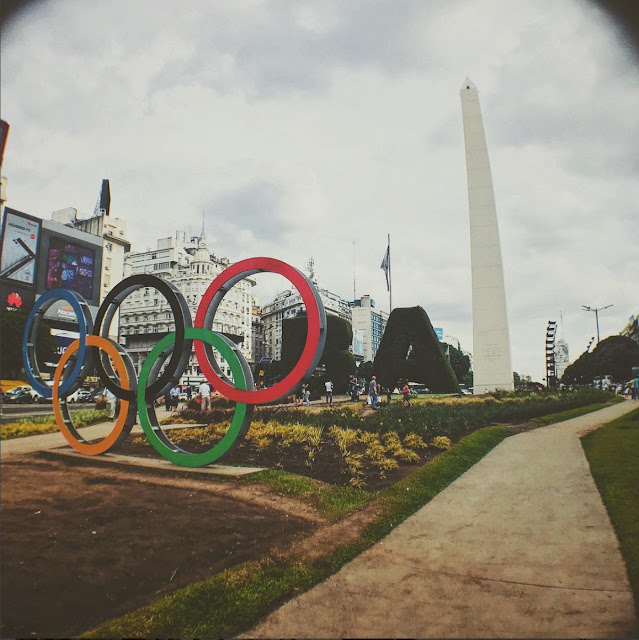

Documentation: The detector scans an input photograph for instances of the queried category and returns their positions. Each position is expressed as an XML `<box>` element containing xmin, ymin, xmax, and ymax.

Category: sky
<box><xmin>1</xmin><ymin>0</ymin><xmax>638</xmax><ymax>383</ymax></box>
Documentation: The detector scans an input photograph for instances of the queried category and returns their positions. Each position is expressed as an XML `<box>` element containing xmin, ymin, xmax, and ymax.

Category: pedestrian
<box><xmin>369</xmin><ymin>376</ymin><xmax>379</xmax><ymax>409</ymax></box>
<box><xmin>199</xmin><ymin>380</ymin><xmax>211</xmax><ymax>412</ymax></box>
<box><xmin>633</xmin><ymin>375</ymin><xmax>639</xmax><ymax>400</ymax></box>
<box><xmin>296</xmin><ymin>385</ymin><xmax>304</xmax><ymax>406</ymax></box>
<box><xmin>386</xmin><ymin>387</ymin><xmax>392</xmax><ymax>404</ymax></box>
<box><xmin>170</xmin><ymin>384</ymin><xmax>180</xmax><ymax>411</ymax></box>
<box><xmin>350</xmin><ymin>375</ymin><xmax>359</xmax><ymax>401</ymax></box>
<box><xmin>164</xmin><ymin>390</ymin><xmax>172</xmax><ymax>412</ymax></box>
<box><xmin>325</xmin><ymin>379</ymin><xmax>333</xmax><ymax>404</ymax></box>
<box><xmin>304</xmin><ymin>383</ymin><xmax>311</xmax><ymax>406</ymax></box>
<box><xmin>186</xmin><ymin>385</ymin><xmax>192</xmax><ymax>400</ymax></box>
<box><xmin>105</xmin><ymin>388</ymin><xmax>117</xmax><ymax>419</ymax></box>
<box><xmin>402</xmin><ymin>382</ymin><xmax>411</xmax><ymax>406</ymax></box>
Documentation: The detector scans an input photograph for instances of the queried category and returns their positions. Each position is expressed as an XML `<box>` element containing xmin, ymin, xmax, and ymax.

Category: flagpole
<box><xmin>388</xmin><ymin>233</ymin><xmax>392</xmax><ymax>314</ymax></box>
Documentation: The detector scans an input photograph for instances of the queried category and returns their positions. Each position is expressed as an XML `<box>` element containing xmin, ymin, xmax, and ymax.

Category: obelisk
<box><xmin>460</xmin><ymin>78</ymin><xmax>514</xmax><ymax>393</ymax></box>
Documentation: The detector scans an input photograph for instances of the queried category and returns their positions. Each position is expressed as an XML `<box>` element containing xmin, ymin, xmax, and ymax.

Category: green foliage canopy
<box><xmin>280</xmin><ymin>312</ymin><xmax>356</xmax><ymax>393</ymax></box>
<box><xmin>562</xmin><ymin>335</ymin><xmax>639</xmax><ymax>384</ymax></box>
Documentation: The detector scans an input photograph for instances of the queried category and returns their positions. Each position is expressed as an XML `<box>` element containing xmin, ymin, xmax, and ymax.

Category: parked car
<box><xmin>32</xmin><ymin>390</ymin><xmax>52</xmax><ymax>403</ymax></box>
<box><xmin>3</xmin><ymin>388</ymin><xmax>33</xmax><ymax>404</ymax></box>
<box><xmin>408</xmin><ymin>383</ymin><xmax>430</xmax><ymax>395</ymax></box>
<box><xmin>67</xmin><ymin>388</ymin><xmax>94</xmax><ymax>403</ymax></box>
<box><xmin>460</xmin><ymin>387</ymin><xmax>472</xmax><ymax>396</ymax></box>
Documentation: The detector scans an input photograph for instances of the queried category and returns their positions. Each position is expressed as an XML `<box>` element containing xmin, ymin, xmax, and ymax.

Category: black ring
<box><xmin>92</xmin><ymin>274</ymin><xmax>192</xmax><ymax>401</ymax></box>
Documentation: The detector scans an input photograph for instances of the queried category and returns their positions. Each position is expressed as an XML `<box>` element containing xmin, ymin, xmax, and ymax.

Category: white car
<box><xmin>66</xmin><ymin>388</ymin><xmax>93</xmax><ymax>403</ymax></box>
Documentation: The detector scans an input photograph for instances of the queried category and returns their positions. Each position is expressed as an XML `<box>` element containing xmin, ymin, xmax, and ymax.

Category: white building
<box><xmin>261</xmin><ymin>284</ymin><xmax>351</xmax><ymax>361</ymax></box>
<box><xmin>120</xmin><ymin>231</ymin><xmax>254</xmax><ymax>382</ymax></box>
<box><xmin>251</xmin><ymin>297</ymin><xmax>270</xmax><ymax>364</ymax></box>
<box><xmin>350</xmin><ymin>295</ymin><xmax>389</xmax><ymax>363</ymax></box>
<box><xmin>555</xmin><ymin>339</ymin><xmax>570</xmax><ymax>380</ymax></box>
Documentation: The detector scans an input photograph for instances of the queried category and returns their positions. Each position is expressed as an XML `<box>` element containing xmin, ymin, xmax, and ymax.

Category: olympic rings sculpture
<box><xmin>22</xmin><ymin>257</ymin><xmax>327</xmax><ymax>467</ymax></box>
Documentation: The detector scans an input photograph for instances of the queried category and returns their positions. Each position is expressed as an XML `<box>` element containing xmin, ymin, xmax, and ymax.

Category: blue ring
<box><xmin>22</xmin><ymin>289</ymin><xmax>89</xmax><ymax>398</ymax></box>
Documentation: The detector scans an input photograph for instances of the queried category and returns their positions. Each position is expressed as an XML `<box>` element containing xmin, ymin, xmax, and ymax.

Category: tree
<box><xmin>372</xmin><ymin>306</ymin><xmax>460</xmax><ymax>393</ymax></box>
<box><xmin>280</xmin><ymin>312</ymin><xmax>356</xmax><ymax>393</ymax></box>
<box><xmin>358</xmin><ymin>360</ymin><xmax>374</xmax><ymax>382</ymax></box>
<box><xmin>562</xmin><ymin>335</ymin><xmax>639</xmax><ymax>384</ymax></box>
<box><xmin>442</xmin><ymin>342</ymin><xmax>471</xmax><ymax>383</ymax></box>
<box><xmin>513</xmin><ymin>371</ymin><xmax>522</xmax><ymax>391</ymax></box>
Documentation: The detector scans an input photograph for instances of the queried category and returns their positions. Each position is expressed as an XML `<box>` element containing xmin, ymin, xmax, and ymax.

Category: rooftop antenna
<box><xmin>353</xmin><ymin>238</ymin><xmax>356</xmax><ymax>301</ymax></box>
<box><xmin>306</xmin><ymin>257</ymin><xmax>316</xmax><ymax>283</ymax></box>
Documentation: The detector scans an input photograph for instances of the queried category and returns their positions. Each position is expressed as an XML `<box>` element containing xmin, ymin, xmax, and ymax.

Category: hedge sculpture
<box><xmin>372</xmin><ymin>306</ymin><xmax>460</xmax><ymax>393</ymax></box>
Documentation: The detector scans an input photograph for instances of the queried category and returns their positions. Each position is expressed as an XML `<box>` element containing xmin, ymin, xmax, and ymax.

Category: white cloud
<box><xmin>1</xmin><ymin>0</ymin><xmax>637</xmax><ymax>382</ymax></box>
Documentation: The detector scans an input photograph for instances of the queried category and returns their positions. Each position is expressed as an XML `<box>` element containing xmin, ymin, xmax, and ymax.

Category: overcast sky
<box><xmin>2</xmin><ymin>0</ymin><xmax>638</xmax><ymax>382</ymax></box>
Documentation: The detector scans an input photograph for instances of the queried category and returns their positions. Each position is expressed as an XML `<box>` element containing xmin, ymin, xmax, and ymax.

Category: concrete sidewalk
<box><xmin>248</xmin><ymin>400</ymin><xmax>639</xmax><ymax>639</ymax></box>
<box><xmin>0</xmin><ymin>397</ymin><xmax>355</xmax><ymax>458</ymax></box>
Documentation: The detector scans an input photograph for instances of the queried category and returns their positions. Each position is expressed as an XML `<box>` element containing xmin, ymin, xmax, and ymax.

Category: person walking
<box><xmin>199</xmin><ymin>380</ymin><xmax>211</xmax><ymax>412</ymax></box>
<box><xmin>105</xmin><ymin>388</ymin><xmax>117</xmax><ymax>419</ymax></box>
<box><xmin>170</xmin><ymin>384</ymin><xmax>180</xmax><ymax>411</ymax></box>
<box><xmin>402</xmin><ymin>382</ymin><xmax>411</xmax><ymax>407</ymax></box>
<box><xmin>352</xmin><ymin>375</ymin><xmax>360</xmax><ymax>401</ymax></box>
<box><xmin>369</xmin><ymin>376</ymin><xmax>379</xmax><ymax>409</ymax></box>
<box><xmin>386</xmin><ymin>386</ymin><xmax>392</xmax><ymax>404</ymax></box>
<box><xmin>325</xmin><ymin>379</ymin><xmax>333</xmax><ymax>404</ymax></box>
<box><xmin>633</xmin><ymin>374</ymin><xmax>639</xmax><ymax>400</ymax></box>
<box><xmin>304</xmin><ymin>383</ymin><xmax>311</xmax><ymax>406</ymax></box>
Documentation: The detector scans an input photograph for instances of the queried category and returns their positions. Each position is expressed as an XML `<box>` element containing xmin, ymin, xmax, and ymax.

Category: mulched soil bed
<box><xmin>0</xmin><ymin>455</ymin><xmax>316</xmax><ymax>638</ymax></box>
<box><xmin>118</xmin><ymin>431</ymin><xmax>442</xmax><ymax>491</ymax></box>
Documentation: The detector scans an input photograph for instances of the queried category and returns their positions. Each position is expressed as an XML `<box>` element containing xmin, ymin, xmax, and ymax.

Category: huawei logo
<box><xmin>7</xmin><ymin>292</ymin><xmax>22</xmax><ymax>308</ymax></box>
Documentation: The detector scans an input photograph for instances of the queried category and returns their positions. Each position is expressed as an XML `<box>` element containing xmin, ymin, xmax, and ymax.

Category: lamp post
<box><xmin>582</xmin><ymin>305</ymin><xmax>613</xmax><ymax>344</ymax></box>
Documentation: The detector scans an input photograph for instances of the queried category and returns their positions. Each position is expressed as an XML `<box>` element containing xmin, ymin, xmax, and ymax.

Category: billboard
<box><xmin>0</xmin><ymin>282</ymin><xmax>36</xmax><ymax>312</ymax></box>
<box><xmin>0</xmin><ymin>208</ymin><xmax>41</xmax><ymax>286</ymax></box>
<box><xmin>352</xmin><ymin>328</ymin><xmax>364</xmax><ymax>357</ymax></box>
<box><xmin>37</xmin><ymin>220</ymin><xmax>103</xmax><ymax>308</ymax></box>
<box><xmin>45</xmin><ymin>235</ymin><xmax>96</xmax><ymax>299</ymax></box>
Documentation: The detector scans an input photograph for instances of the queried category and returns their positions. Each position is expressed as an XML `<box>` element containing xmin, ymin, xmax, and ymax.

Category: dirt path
<box><xmin>247</xmin><ymin>400</ymin><xmax>639</xmax><ymax>638</ymax></box>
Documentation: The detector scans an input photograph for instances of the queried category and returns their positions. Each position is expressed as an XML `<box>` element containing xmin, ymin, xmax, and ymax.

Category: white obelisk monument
<box><xmin>460</xmin><ymin>78</ymin><xmax>514</xmax><ymax>393</ymax></box>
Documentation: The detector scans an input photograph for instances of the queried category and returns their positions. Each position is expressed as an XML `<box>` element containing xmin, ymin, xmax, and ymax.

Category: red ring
<box><xmin>194</xmin><ymin>257</ymin><xmax>321</xmax><ymax>404</ymax></box>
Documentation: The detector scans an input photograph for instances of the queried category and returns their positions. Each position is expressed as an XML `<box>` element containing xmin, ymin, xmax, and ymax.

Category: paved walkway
<box><xmin>1</xmin><ymin>407</ymin><xmax>172</xmax><ymax>458</ymax></box>
<box><xmin>248</xmin><ymin>400</ymin><xmax>639</xmax><ymax>639</ymax></box>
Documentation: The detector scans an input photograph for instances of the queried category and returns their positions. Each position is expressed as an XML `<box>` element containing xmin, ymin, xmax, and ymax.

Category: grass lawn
<box><xmin>0</xmin><ymin>409</ymin><xmax>108</xmax><ymax>440</ymax></box>
<box><xmin>532</xmin><ymin>396</ymin><xmax>624</xmax><ymax>425</ymax></box>
<box><xmin>582</xmin><ymin>408</ymin><xmax>639</xmax><ymax>613</ymax></box>
<box><xmin>86</xmin><ymin>425</ymin><xmax>512</xmax><ymax>638</ymax></box>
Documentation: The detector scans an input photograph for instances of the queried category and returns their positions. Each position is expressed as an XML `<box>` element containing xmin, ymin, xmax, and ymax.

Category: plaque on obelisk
<box><xmin>460</xmin><ymin>78</ymin><xmax>514</xmax><ymax>393</ymax></box>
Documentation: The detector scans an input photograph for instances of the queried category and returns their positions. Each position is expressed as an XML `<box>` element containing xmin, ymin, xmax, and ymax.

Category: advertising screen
<box><xmin>0</xmin><ymin>209</ymin><xmax>41</xmax><ymax>286</ymax></box>
<box><xmin>45</xmin><ymin>236</ymin><xmax>96</xmax><ymax>299</ymax></box>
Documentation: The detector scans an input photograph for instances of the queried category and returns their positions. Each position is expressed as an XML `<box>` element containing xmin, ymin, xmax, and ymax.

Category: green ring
<box><xmin>137</xmin><ymin>327</ymin><xmax>250</xmax><ymax>467</ymax></box>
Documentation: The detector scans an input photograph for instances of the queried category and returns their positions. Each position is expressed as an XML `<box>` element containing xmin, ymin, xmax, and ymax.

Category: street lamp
<box><xmin>582</xmin><ymin>304</ymin><xmax>613</xmax><ymax>344</ymax></box>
